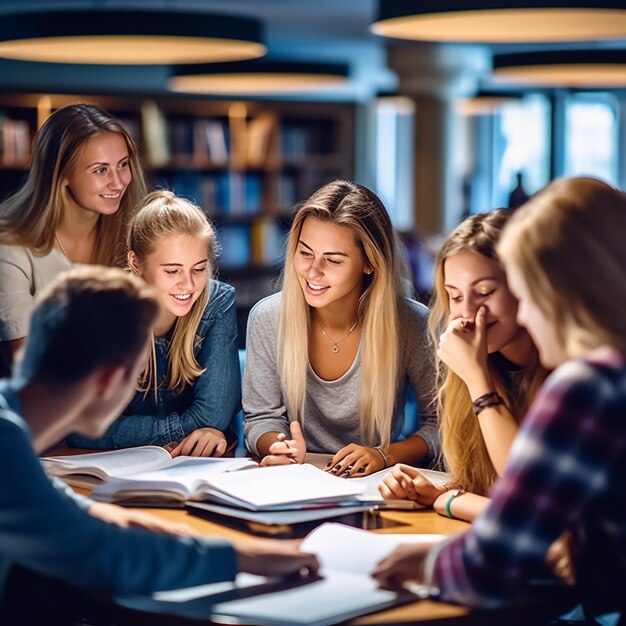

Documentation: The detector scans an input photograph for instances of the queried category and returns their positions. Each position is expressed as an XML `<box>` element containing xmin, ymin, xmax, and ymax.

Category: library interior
<box><xmin>1</xmin><ymin>2</ymin><xmax>626</xmax><ymax>626</ymax></box>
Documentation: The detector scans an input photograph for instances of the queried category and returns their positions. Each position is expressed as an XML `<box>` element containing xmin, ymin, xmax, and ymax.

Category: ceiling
<box><xmin>1</xmin><ymin>0</ymin><xmax>625</xmax><ymax>100</ymax></box>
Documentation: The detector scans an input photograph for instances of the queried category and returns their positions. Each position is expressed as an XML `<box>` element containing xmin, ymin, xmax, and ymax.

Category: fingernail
<box><xmin>346</xmin><ymin>464</ymin><xmax>354</xmax><ymax>471</ymax></box>
<box><xmin>357</xmin><ymin>467</ymin><xmax>366</xmax><ymax>473</ymax></box>
<box><xmin>289</xmin><ymin>458</ymin><xmax>297</xmax><ymax>463</ymax></box>
<box><xmin>325</xmin><ymin>461</ymin><xmax>332</xmax><ymax>468</ymax></box>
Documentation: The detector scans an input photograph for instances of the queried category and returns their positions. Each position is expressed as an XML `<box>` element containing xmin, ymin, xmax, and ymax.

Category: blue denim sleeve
<box><xmin>67</xmin><ymin>282</ymin><xmax>241</xmax><ymax>449</ymax></box>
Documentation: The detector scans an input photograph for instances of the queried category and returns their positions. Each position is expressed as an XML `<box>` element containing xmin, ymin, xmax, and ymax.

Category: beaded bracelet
<box><xmin>373</xmin><ymin>446</ymin><xmax>388</xmax><ymax>468</ymax></box>
<box><xmin>472</xmin><ymin>391</ymin><xmax>504</xmax><ymax>416</ymax></box>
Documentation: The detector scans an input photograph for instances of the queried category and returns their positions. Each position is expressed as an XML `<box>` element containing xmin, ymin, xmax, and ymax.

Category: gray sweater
<box><xmin>243</xmin><ymin>292</ymin><xmax>439</xmax><ymax>459</ymax></box>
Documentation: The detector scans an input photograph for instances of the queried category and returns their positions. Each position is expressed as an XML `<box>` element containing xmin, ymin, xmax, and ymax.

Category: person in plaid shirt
<box><xmin>373</xmin><ymin>177</ymin><xmax>626</xmax><ymax>621</ymax></box>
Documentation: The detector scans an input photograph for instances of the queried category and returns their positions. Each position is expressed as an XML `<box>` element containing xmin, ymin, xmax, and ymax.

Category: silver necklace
<box><xmin>315</xmin><ymin>320</ymin><xmax>358</xmax><ymax>353</ymax></box>
<box><xmin>55</xmin><ymin>233</ymin><xmax>74</xmax><ymax>266</ymax></box>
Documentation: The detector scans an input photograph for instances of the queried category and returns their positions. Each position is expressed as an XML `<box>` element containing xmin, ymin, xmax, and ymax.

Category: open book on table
<box><xmin>41</xmin><ymin>446</ymin><xmax>255</xmax><ymax>490</ymax></box>
<box><xmin>305</xmin><ymin>452</ymin><xmax>450</xmax><ymax>510</ymax></box>
<box><xmin>91</xmin><ymin>463</ymin><xmax>368</xmax><ymax>509</ymax></box>
<box><xmin>118</xmin><ymin>523</ymin><xmax>444</xmax><ymax>626</ymax></box>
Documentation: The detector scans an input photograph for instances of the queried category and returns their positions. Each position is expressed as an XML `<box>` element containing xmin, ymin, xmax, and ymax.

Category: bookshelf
<box><xmin>0</xmin><ymin>92</ymin><xmax>355</xmax><ymax>346</ymax></box>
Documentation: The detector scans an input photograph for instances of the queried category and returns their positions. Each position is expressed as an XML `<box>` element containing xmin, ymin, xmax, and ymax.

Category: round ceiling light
<box><xmin>169</xmin><ymin>60</ymin><xmax>350</xmax><ymax>95</ymax></box>
<box><xmin>494</xmin><ymin>50</ymin><xmax>626</xmax><ymax>87</ymax></box>
<box><xmin>372</xmin><ymin>1</ymin><xmax>626</xmax><ymax>43</ymax></box>
<box><xmin>0</xmin><ymin>9</ymin><xmax>266</xmax><ymax>64</ymax></box>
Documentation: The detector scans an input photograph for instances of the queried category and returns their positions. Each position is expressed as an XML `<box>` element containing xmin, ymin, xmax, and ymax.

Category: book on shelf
<box><xmin>246</xmin><ymin>113</ymin><xmax>275</xmax><ymax>168</ymax></box>
<box><xmin>216</xmin><ymin>223</ymin><xmax>251</xmax><ymax>268</ymax></box>
<box><xmin>41</xmin><ymin>446</ymin><xmax>254</xmax><ymax>490</ymax></box>
<box><xmin>192</xmin><ymin>119</ymin><xmax>229</xmax><ymax>166</ymax></box>
<box><xmin>251</xmin><ymin>218</ymin><xmax>286</xmax><ymax>266</ymax></box>
<box><xmin>140</xmin><ymin>101</ymin><xmax>169</xmax><ymax>168</ymax></box>
<box><xmin>130</xmin><ymin>523</ymin><xmax>442</xmax><ymax>626</ymax></box>
<box><xmin>92</xmin><ymin>463</ymin><xmax>366</xmax><ymax>510</ymax></box>
<box><xmin>0</xmin><ymin>118</ymin><xmax>30</xmax><ymax>166</ymax></box>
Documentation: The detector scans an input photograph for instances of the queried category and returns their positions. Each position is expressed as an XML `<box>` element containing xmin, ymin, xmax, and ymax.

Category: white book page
<box><xmin>204</xmin><ymin>464</ymin><xmax>362</xmax><ymax>509</ymax></box>
<box><xmin>41</xmin><ymin>446</ymin><xmax>171</xmax><ymax>479</ymax></box>
<box><xmin>91</xmin><ymin>457</ymin><xmax>256</xmax><ymax>500</ymax></box>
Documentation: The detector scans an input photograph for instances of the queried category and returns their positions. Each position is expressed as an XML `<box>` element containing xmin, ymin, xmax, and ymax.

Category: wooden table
<box><xmin>31</xmin><ymin>450</ymin><xmax>571</xmax><ymax>626</ymax></box>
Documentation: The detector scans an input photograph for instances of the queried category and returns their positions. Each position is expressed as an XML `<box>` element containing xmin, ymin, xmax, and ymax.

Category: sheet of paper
<box><xmin>203</xmin><ymin>464</ymin><xmax>363</xmax><ymax>509</ymax></box>
<box><xmin>301</xmin><ymin>522</ymin><xmax>445</xmax><ymax>576</ymax></box>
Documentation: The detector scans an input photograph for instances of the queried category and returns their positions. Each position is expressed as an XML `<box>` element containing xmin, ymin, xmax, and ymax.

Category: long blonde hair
<box><xmin>430</xmin><ymin>209</ymin><xmax>547</xmax><ymax>495</ymax></box>
<box><xmin>279</xmin><ymin>180</ymin><xmax>410</xmax><ymax>448</ymax></box>
<box><xmin>498</xmin><ymin>176</ymin><xmax>626</xmax><ymax>357</ymax></box>
<box><xmin>0</xmin><ymin>103</ymin><xmax>149</xmax><ymax>266</ymax></box>
<box><xmin>128</xmin><ymin>190</ymin><xmax>217</xmax><ymax>393</ymax></box>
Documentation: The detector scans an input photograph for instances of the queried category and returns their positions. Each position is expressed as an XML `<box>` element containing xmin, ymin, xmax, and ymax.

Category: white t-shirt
<box><xmin>0</xmin><ymin>245</ymin><xmax>71</xmax><ymax>340</ymax></box>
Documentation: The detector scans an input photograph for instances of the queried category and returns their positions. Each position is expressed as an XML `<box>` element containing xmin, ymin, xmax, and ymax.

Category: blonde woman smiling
<box><xmin>243</xmin><ymin>180</ymin><xmax>438</xmax><ymax>476</ymax></box>
<box><xmin>379</xmin><ymin>210</ymin><xmax>547</xmax><ymax>520</ymax></box>
<box><xmin>68</xmin><ymin>190</ymin><xmax>240</xmax><ymax>456</ymax></box>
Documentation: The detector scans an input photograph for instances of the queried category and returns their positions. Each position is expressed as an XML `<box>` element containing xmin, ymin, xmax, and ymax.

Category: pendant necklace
<box><xmin>315</xmin><ymin>320</ymin><xmax>358</xmax><ymax>353</ymax></box>
<box><xmin>55</xmin><ymin>233</ymin><xmax>74</xmax><ymax>266</ymax></box>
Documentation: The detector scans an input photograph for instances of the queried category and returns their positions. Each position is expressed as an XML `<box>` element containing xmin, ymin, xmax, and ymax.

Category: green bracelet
<box><xmin>445</xmin><ymin>489</ymin><xmax>464</xmax><ymax>519</ymax></box>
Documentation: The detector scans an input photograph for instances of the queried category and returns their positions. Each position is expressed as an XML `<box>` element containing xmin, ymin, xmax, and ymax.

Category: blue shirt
<box><xmin>68</xmin><ymin>280</ymin><xmax>241</xmax><ymax>449</ymax></box>
<box><xmin>0</xmin><ymin>380</ymin><xmax>237</xmax><ymax>600</ymax></box>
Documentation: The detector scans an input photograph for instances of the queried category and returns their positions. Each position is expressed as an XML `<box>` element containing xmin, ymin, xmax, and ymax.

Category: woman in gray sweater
<box><xmin>243</xmin><ymin>180</ymin><xmax>438</xmax><ymax>477</ymax></box>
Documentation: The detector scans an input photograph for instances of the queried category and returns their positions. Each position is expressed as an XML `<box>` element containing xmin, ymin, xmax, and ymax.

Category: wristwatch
<box><xmin>445</xmin><ymin>489</ymin><xmax>464</xmax><ymax>520</ymax></box>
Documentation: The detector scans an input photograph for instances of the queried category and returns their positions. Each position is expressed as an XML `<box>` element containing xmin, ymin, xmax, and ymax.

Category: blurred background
<box><xmin>2</xmin><ymin>1</ymin><xmax>626</xmax><ymax>342</ymax></box>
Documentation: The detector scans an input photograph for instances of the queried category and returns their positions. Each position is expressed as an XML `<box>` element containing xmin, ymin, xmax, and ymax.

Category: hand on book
<box><xmin>233</xmin><ymin>538</ymin><xmax>319</xmax><ymax>578</ymax></box>
<box><xmin>378</xmin><ymin>464</ymin><xmax>446</xmax><ymax>506</ymax></box>
<box><xmin>261</xmin><ymin>421</ymin><xmax>306</xmax><ymax>466</ymax></box>
<box><xmin>372</xmin><ymin>539</ymin><xmax>440</xmax><ymax>590</ymax></box>
<box><xmin>89</xmin><ymin>502</ymin><xmax>193</xmax><ymax>536</ymax></box>
<box><xmin>169</xmin><ymin>427</ymin><xmax>227</xmax><ymax>458</ymax></box>
<box><xmin>324</xmin><ymin>444</ymin><xmax>386</xmax><ymax>477</ymax></box>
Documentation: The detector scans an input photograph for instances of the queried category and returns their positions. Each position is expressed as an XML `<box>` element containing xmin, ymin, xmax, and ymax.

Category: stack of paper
<box><xmin>130</xmin><ymin>523</ymin><xmax>444</xmax><ymax>626</ymax></box>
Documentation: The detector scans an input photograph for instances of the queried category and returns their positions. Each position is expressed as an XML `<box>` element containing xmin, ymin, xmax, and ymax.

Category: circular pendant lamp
<box><xmin>0</xmin><ymin>9</ymin><xmax>266</xmax><ymax>64</ymax></box>
<box><xmin>169</xmin><ymin>60</ymin><xmax>350</xmax><ymax>95</ymax></box>
<box><xmin>372</xmin><ymin>1</ymin><xmax>626</xmax><ymax>43</ymax></box>
<box><xmin>494</xmin><ymin>50</ymin><xmax>626</xmax><ymax>87</ymax></box>
<box><xmin>456</xmin><ymin>90</ymin><xmax>524</xmax><ymax>115</ymax></box>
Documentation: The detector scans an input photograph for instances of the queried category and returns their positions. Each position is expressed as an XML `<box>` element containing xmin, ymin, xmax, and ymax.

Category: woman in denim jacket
<box><xmin>68</xmin><ymin>190</ymin><xmax>240</xmax><ymax>456</ymax></box>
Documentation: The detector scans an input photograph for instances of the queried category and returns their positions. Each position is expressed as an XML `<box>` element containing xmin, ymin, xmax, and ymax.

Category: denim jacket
<box><xmin>67</xmin><ymin>280</ymin><xmax>241</xmax><ymax>449</ymax></box>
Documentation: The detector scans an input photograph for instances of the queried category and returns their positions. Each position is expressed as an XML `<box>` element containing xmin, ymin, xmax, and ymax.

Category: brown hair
<box><xmin>0</xmin><ymin>103</ymin><xmax>149</xmax><ymax>266</ymax></box>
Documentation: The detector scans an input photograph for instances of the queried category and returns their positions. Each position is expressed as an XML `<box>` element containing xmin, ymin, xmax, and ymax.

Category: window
<box><xmin>563</xmin><ymin>93</ymin><xmax>618</xmax><ymax>185</ymax></box>
<box><xmin>492</xmin><ymin>95</ymin><xmax>551</xmax><ymax>208</ymax></box>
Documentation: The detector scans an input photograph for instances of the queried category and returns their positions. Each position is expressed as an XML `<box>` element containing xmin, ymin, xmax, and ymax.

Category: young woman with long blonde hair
<box><xmin>243</xmin><ymin>180</ymin><xmax>437</xmax><ymax>476</ymax></box>
<box><xmin>67</xmin><ymin>190</ymin><xmax>240</xmax><ymax>456</ymax></box>
<box><xmin>380</xmin><ymin>209</ymin><xmax>547</xmax><ymax>519</ymax></box>
<box><xmin>374</xmin><ymin>177</ymin><xmax>626</xmax><ymax>619</ymax></box>
<box><xmin>0</xmin><ymin>103</ymin><xmax>149</xmax><ymax>374</ymax></box>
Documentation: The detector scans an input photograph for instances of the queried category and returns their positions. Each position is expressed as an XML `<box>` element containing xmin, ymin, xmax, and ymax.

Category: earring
<box><xmin>365</xmin><ymin>269</ymin><xmax>373</xmax><ymax>275</ymax></box>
